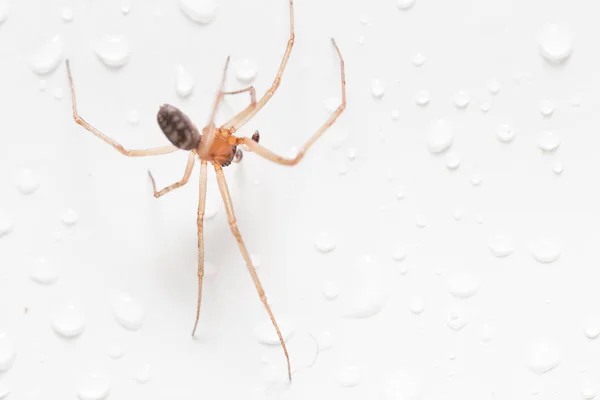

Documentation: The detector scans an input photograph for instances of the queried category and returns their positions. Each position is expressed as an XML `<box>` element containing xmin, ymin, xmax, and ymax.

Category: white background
<box><xmin>1</xmin><ymin>0</ymin><xmax>600</xmax><ymax>399</ymax></box>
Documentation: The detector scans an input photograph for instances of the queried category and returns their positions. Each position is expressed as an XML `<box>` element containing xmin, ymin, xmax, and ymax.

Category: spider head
<box><xmin>157</xmin><ymin>104</ymin><xmax>201</xmax><ymax>150</ymax></box>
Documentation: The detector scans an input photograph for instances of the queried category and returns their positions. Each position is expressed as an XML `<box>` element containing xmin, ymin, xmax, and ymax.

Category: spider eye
<box><xmin>157</xmin><ymin>104</ymin><xmax>201</xmax><ymax>150</ymax></box>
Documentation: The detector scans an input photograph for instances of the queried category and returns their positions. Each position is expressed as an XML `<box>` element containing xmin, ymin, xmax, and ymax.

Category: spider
<box><xmin>65</xmin><ymin>0</ymin><xmax>346</xmax><ymax>381</ymax></box>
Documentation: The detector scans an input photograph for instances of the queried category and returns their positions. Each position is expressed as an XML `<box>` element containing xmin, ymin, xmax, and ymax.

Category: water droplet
<box><xmin>107</xmin><ymin>344</ymin><xmax>124</xmax><ymax>359</ymax></box>
<box><xmin>16</xmin><ymin>169</ymin><xmax>39</xmax><ymax>195</ymax></box>
<box><xmin>61</xmin><ymin>7</ymin><xmax>74</xmax><ymax>22</ymax></box>
<box><xmin>381</xmin><ymin>370</ymin><xmax>422</xmax><ymax>400</ymax></box>
<box><xmin>347</xmin><ymin>148</ymin><xmax>357</xmax><ymax>160</ymax></box>
<box><xmin>538</xmin><ymin>131</ymin><xmax>561</xmax><ymax>152</ymax></box>
<box><xmin>426</xmin><ymin>119</ymin><xmax>453</xmax><ymax>154</ymax></box>
<box><xmin>52</xmin><ymin>303</ymin><xmax>86</xmax><ymax>338</ymax></box>
<box><xmin>539</xmin><ymin>100</ymin><xmax>555</xmax><ymax>117</ymax></box>
<box><xmin>488</xmin><ymin>235</ymin><xmax>514</xmax><ymax>257</ymax></box>
<box><xmin>0</xmin><ymin>381</ymin><xmax>10</xmax><ymax>400</ymax></box>
<box><xmin>93</xmin><ymin>35</ymin><xmax>130</xmax><ymax>68</ymax></box>
<box><xmin>179</xmin><ymin>0</ymin><xmax>218</xmax><ymax>24</ymax></box>
<box><xmin>446</xmin><ymin>309</ymin><xmax>468</xmax><ymax>331</ymax></box>
<box><xmin>448</xmin><ymin>272</ymin><xmax>481</xmax><ymax>299</ymax></box>
<box><xmin>0</xmin><ymin>210</ymin><xmax>13</xmax><ymax>237</ymax></box>
<box><xmin>445</xmin><ymin>152</ymin><xmax>460</xmax><ymax>170</ymax></box>
<box><xmin>254</xmin><ymin>318</ymin><xmax>293</xmax><ymax>345</ymax></box>
<box><xmin>234</xmin><ymin>58</ymin><xmax>258</xmax><ymax>83</ymax></box>
<box><xmin>0</xmin><ymin>333</ymin><xmax>16</xmax><ymax>372</ymax></box>
<box><xmin>357</xmin><ymin>35</ymin><xmax>365</xmax><ymax>45</ymax></box>
<box><xmin>121</xmin><ymin>1</ymin><xmax>131</xmax><ymax>15</ymax></box>
<box><xmin>316</xmin><ymin>331</ymin><xmax>334</xmax><ymax>350</ymax></box>
<box><xmin>497</xmin><ymin>124</ymin><xmax>516</xmax><ymax>143</ymax></box>
<box><xmin>415</xmin><ymin>214</ymin><xmax>426</xmax><ymax>228</ymax></box>
<box><xmin>527</xmin><ymin>339</ymin><xmax>561</xmax><ymax>374</ymax></box>
<box><xmin>409</xmin><ymin>297</ymin><xmax>425</xmax><ymax>315</ymax></box>
<box><xmin>453</xmin><ymin>91</ymin><xmax>470</xmax><ymax>109</ymax></box>
<box><xmin>415</xmin><ymin>90</ymin><xmax>430</xmax><ymax>106</ymax></box>
<box><xmin>480</xmin><ymin>101</ymin><xmax>491</xmax><ymax>112</ymax></box>
<box><xmin>30</xmin><ymin>257</ymin><xmax>58</xmax><ymax>284</ymax></box>
<box><xmin>62</xmin><ymin>209</ymin><xmax>79</xmax><ymax>226</ymax></box>
<box><xmin>488</xmin><ymin>79</ymin><xmax>501</xmax><ymax>95</ymax></box>
<box><xmin>569</xmin><ymin>95</ymin><xmax>581</xmax><ymax>107</ymax></box>
<box><xmin>0</xmin><ymin>2</ymin><xmax>9</xmax><ymax>24</ymax></box>
<box><xmin>452</xmin><ymin>209</ymin><xmax>463</xmax><ymax>221</ymax></box>
<box><xmin>530</xmin><ymin>239</ymin><xmax>561</xmax><ymax>264</ymax></box>
<box><xmin>475</xmin><ymin>213</ymin><xmax>484</xmax><ymax>224</ymax></box>
<box><xmin>553</xmin><ymin>161</ymin><xmax>564</xmax><ymax>175</ymax></box>
<box><xmin>126</xmin><ymin>109</ymin><xmax>140</xmax><ymax>126</ymax></box>
<box><xmin>53</xmin><ymin>87</ymin><xmax>64</xmax><ymax>100</ymax></box>
<box><xmin>371</xmin><ymin>79</ymin><xmax>385</xmax><ymax>98</ymax></box>
<box><xmin>411</xmin><ymin>53</ymin><xmax>426</xmax><ymax>67</ymax></box>
<box><xmin>582</xmin><ymin>386</ymin><xmax>597</xmax><ymax>400</ymax></box>
<box><xmin>344</xmin><ymin>288</ymin><xmax>385</xmax><ymax>318</ymax></box>
<box><xmin>584</xmin><ymin>320</ymin><xmax>600</xmax><ymax>339</ymax></box>
<box><xmin>396</xmin><ymin>0</ymin><xmax>416</xmax><ymax>10</ymax></box>
<box><xmin>112</xmin><ymin>293</ymin><xmax>144</xmax><ymax>331</ymax></box>
<box><xmin>391</xmin><ymin>109</ymin><xmax>401</xmax><ymax>120</ymax></box>
<box><xmin>77</xmin><ymin>372</ymin><xmax>111</xmax><ymax>400</ymax></box>
<box><xmin>392</xmin><ymin>246</ymin><xmax>407</xmax><ymax>262</ymax></box>
<box><xmin>322</xmin><ymin>282</ymin><xmax>339</xmax><ymax>300</ymax></box>
<box><xmin>470</xmin><ymin>173</ymin><xmax>482</xmax><ymax>187</ymax></box>
<box><xmin>39</xmin><ymin>79</ymin><xmax>48</xmax><ymax>91</ymax></box>
<box><xmin>314</xmin><ymin>232</ymin><xmax>336</xmax><ymax>253</ymax></box>
<box><xmin>396</xmin><ymin>189</ymin><xmax>405</xmax><ymax>200</ymax></box>
<box><xmin>134</xmin><ymin>364</ymin><xmax>151</xmax><ymax>384</ymax></box>
<box><xmin>481</xmin><ymin>324</ymin><xmax>495</xmax><ymax>343</ymax></box>
<box><xmin>30</xmin><ymin>35</ymin><xmax>64</xmax><ymax>75</ymax></box>
<box><xmin>175</xmin><ymin>65</ymin><xmax>195</xmax><ymax>98</ymax></box>
<box><xmin>538</xmin><ymin>24</ymin><xmax>574</xmax><ymax>65</ymax></box>
<box><xmin>338</xmin><ymin>365</ymin><xmax>360</xmax><ymax>387</ymax></box>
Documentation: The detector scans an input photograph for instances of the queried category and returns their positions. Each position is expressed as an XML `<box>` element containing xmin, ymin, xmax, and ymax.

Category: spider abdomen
<box><xmin>157</xmin><ymin>104</ymin><xmax>201</xmax><ymax>150</ymax></box>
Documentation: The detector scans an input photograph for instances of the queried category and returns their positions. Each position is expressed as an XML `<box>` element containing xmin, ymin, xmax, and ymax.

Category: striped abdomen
<box><xmin>157</xmin><ymin>104</ymin><xmax>200</xmax><ymax>150</ymax></box>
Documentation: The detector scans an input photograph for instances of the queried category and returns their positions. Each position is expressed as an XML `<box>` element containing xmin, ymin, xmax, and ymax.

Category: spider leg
<box><xmin>213</xmin><ymin>164</ymin><xmax>292</xmax><ymax>381</ymax></box>
<box><xmin>66</xmin><ymin>60</ymin><xmax>178</xmax><ymax>157</ymax></box>
<box><xmin>223</xmin><ymin>86</ymin><xmax>256</xmax><ymax>106</ymax></box>
<box><xmin>200</xmin><ymin>57</ymin><xmax>231</xmax><ymax>159</ymax></box>
<box><xmin>192</xmin><ymin>160</ymin><xmax>208</xmax><ymax>336</ymax></box>
<box><xmin>147</xmin><ymin>152</ymin><xmax>196</xmax><ymax>198</ymax></box>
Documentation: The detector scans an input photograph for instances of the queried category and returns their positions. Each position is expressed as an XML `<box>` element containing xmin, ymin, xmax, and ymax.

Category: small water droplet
<box><xmin>134</xmin><ymin>364</ymin><xmax>151</xmax><ymax>384</ymax></box>
<box><xmin>16</xmin><ymin>169</ymin><xmax>39</xmax><ymax>195</ymax></box>
<box><xmin>62</xmin><ymin>209</ymin><xmax>79</xmax><ymax>226</ymax></box>
<box><xmin>53</xmin><ymin>87</ymin><xmax>64</xmax><ymax>100</ymax></box>
<box><xmin>121</xmin><ymin>1</ymin><xmax>131</xmax><ymax>14</ymax></box>
<box><xmin>0</xmin><ymin>210</ymin><xmax>13</xmax><ymax>237</ymax></box>
<box><xmin>30</xmin><ymin>257</ymin><xmax>58</xmax><ymax>284</ymax></box>
<box><xmin>391</xmin><ymin>109</ymin><xmax>401</xmax><ymax>120</ymax></box>
<box><xmin>322</xmin><ymin>282</ymin><xmax>339</xmax><ymax>300</ymax></box>
<box><xmin>61</xmin><ymin>7</ymin><xmax>74</xmax><ymax>22</ymax></box>
<box><xmin>179</xmin><ymin>0</ymin><xmax>218</xmax><ymax>24</ymax></box>
<box><xmin>539</xmin><ymin>100</ymin><xmax>555</xmax><ymax>117</ymax></box>
<box><xmin>0</xmin><ymin>381</ymin><xmax>10</xmax><ymax>400</ymax></box>
<box><xmin>381</xmin><ymin>370</ymin><xmax>422</xmax><ymax>400</ymax></box>
<box><xmin>347</xmin><ymin>148</ymin><xmax>357</xmax><ymax>160</ymax></box>
<box><xmin>112</xmin><ymin>293</ymin><xmax>144</xmax><ymax>331</ymax></box>
<box><xmin>396</xmin><ymin>0</ymin><xmax>416</xmax><ymax>10</ymax></box>
<box><xmin>488</xmin><ymin>79</ymin><xmax>501</xmax><ymax>95</ymax></box>
<box><xmin>107</xmin><ymin>344</ymin><xmax>124</xmax><ymax>359</ymax></box>
<box><xmin>475</xmin><ymin>213</ymin><xmax>484</xmax><ymax>224</ymax></box>
<box><xmin>371</xmin><ymin>79</ymin><xmax>385</xmax><ymax>99</ymax></box>
<box><xmin>411</xmin><ymin>52</ymin><xmax>426</xmax><ymax>67</ymax></box>
<box><xmin>77</xmin><ymin>372</ymin><xmax>111</xmax><ymax>400</ymax></box>
<box><xmin>52</xmin><ymin>303</ymin><xmax>86</xmax><ymax>338</ymax></box>
<box><xmin>470</xmin><ymin>173</ymin><xmax>482</xmax><ymax>187</ymax></box>
<box><xmin>0</xmin><ymin>333</ymin><xmax>16</xmax><ymax>372</ymax></box>
<box><xmin>396</xmin><ymin>189</ymin><xmax>405</xmax><ymax>200</ymax></box>
<box><xmin>93</xmin><ymin>35</ymin><xmax>130</xmax><ymax>68</ymax></box>
<box><xmin>481</xmin><ymin>324</ymin><xmax>495</xmax><ymax>343</ymax></box>
<box><xmin>527</xmin><ymin>339</ymin><xmax>561</xmax><ymax>374</ymax></box>
<box><xmin>582</xmin><ymin>386</ymin><xmax>597</xmax><ymax>400</ymax></box>
<box><xmin>497</xmin><ymin>124</ymin><xmax>516</xmax><ymax>143</ymax></box>
<box><xmin>446</xmin><ymin>309</ymin><xmax>468</xmax><ymax>331</ymax></box>
<box><xmin>553</xmin><ymin>161</ymin><xmax>564</xmax><ymax>175</ymax></box>
<box><xmin>584</xmin><ymin>320</ymin><xmax>600</xmax><ymax>339</ymax></box>
<box><xmin>445</xmin><ymin>152</ymin><xmax>460</xmax><ymax>170</ymax></box>
<box><xmin>234</xmin><ymin>58</ymin><xmax>258</xmax><ymax>83</ymax></box>
<box><xmin>338</xmin><ymin>365</ymin><xmax>360</xmax><ymax>387</ymax></box>
<box><xmin>38</xmin><ymin>79</ymin><xmax>48</xmax><ymax>91</ymax></box>
<box><xmin>415</xmin><ymin>214</ymin><xmax>426</xmax><ymax>228</ymax></box>
<box><xmin>415</xmin><ymin>90</ymin><xmax>430</xmax><ymax>106</ymax></box>
<box><xmin>314</xmin><ymin>232</ymin><xmax>336</xmax><ymax>253</ymax></box>
<box><xmin>392</xmin><ymin>246</ymin><xmax>407</xmax><ymax>262</ymax></box>
<box><xmin>488</xmin><ymin>235</ymin><xmax>514</xmax><ymax>257</ymax></box>
<box><xmin>538</xmin><ymin>131</ymin><xmax>561</xmax><ymax>152</ymax></box>
<box><xmin>409</xmin><ymin>297</ymin><xmax>425</xmax><ymax>315</ymax></box>
<box><xmin>175</xmin><ymin>64</ymin><xmax>195</xmax><ymax>98</ymax></box>
<box><xmin>480</xmin><ymin>101</ymin><xmax>491</xmax><ymax>112</ymax></box>
<box><xmin>569</xmin><ymin>95</ymin><xmax>581</xmax><ymax>107</ymax></box>
<box><xmin>453</xmin><ymin>209</ymin><xmax>463</xmax><ymax>221</ymax></box>
<box><xmin>538</xmin><ymin>24</ymin><xmax>574</xmax><ymax>65</ymax></box>
<box><xmin>344</xmin><ymin>289</ymin><xmax>385</xmax><ymax>318</ymax></box>
<box><xmin>530</xmin><ymin>238</ymin><xmax>561</xmax><ymax>263</ymax></box>
<box><xmin>125</xmin><ymin>109</ymin><xmax>141</xmax><ymax>126</ymax></box>
<box><xmin>30</xmin><ymin>35</ymin><xmax>64</xmax><ymax>75</ymax></box>
<box><xmin>448</xmin><ymin>272</ymin><xmax>481</xmax><ymax>299</ymax></box>
<box><xmin>316</xmin><ymin>331</ymin><xmax>333</xmax><ymax>350</ymax></box>
<box><xmin>426</xmin><ymin>119</ymin><xmax>453</xmax><ymax>154</ymax></box>
<box><xmin>453</xmin><ymin>91</ymin><xmax>470</xmax><ymax>109</ymax></box>
<box><xmin>254</xmin><ymin>319</ymin><xmax>293</xmax><ymax>345</ymax></box>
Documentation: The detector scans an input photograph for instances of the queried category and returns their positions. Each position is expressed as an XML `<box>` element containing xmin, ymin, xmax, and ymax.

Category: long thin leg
<box><xmin>192</xmin><ymin>160</ymin><xmax>208</xmax><ymax>336</ymax></box>
<box><xmin>236</xmin><ymin>39</ymin><xmax>346</xmax><ymax>166</ymax></box>
<box><xmin>222</xmin><ymin>0</ymin><xmax>295</xmax><ymax>134</ymax></box>
<box><xmin>223</xmin><ymin>86</ymin><xmax>256</xmax><ymax>105</ymax></box>
<box><xmin>66</xmin><ymin>60</ymin><xmax>178</xmax><ymax>157</ymax></box>
<box><xmin>147</xmin><ymin>152</ymin><xmax>196</xmax><ymax>198</ymax></box>
<box><xmin>200</xmin><ymin>57</ymin><xmax>231</xmax><ymax>160</ymax></box>
<box><xmin>213</xmin><ymin>164</ymin><xmax>292</xmax><ymax>381</ymax></box>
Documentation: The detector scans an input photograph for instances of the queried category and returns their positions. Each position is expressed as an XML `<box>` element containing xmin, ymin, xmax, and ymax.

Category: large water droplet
<box><xmin>52</xmin><ymin>303</ymin><xmax>86</xmax><ymax>338</ymax></box>
<box><xmin>235</xmin><ymin>58</ymin><xmax>258</xmax><ymax>83</ymax></box>
<box><xmin>344</xmin><ymin>288</ymin><xmax>385</xmax><ymax>318</ymax></box>
<box><xmin>254</xmin><ymin>318</ymin><xmax>293</xmax><ymax>345</ymax></box>
<box><xmin>93</xmin><ymin>35</ymin><xmax>130</xmax><ymax>68</ymax></box>
<box><xmin>446</xmin><ymin>309</ymin><xmax>468</xmax><ymax>331</ymax></box>
<box><xmin>338</xmin><ymin>365</ymin><xmax>360</xmax><ymax>387</ymax></box>
<box><xmin>30</xmin><ymin>257</ymin><xmax>58</xmax><ymax>284</ymax></box>
<box><xmin>134</xmin><ymin>364</ymin><xmax>151</xmax><ymax>384</ymax></box>
<box><xmin>381</xmin><ymin>370</ymin><xmax>422</xmax><ymax>400</ymax></box>
<box><xmin>396</xmin><ymin>0</ymin><xmax>416</xmax><ymax>10</ymax></box>
<box><xmin>0</xmin><ymin>333</ymin><xmax>16</xmax><ymax>372</ymax></box>
<box><xmin>538</xmin><ymin>24</ymin><xmax>574</xmax><ymax>65</ymax></box>
<box><xmin>530</xmin><ymin>239</ymin><xmax>561</xmax><ymax>263</ymax></box>
<box><xmin>15</xmin><ymin>169</ymin><xmax>39</xmax><ymax>194</ymax></box>
<box><xmin>527</xmin><ymin>339</ymin><xmax>561</xmax><ymax>374</ymax></box>
<box><xmin>454</xmin><ymin>91</ymin><xmax>470</xmax><ymax>109</ymax></box>
<box><xmin>582</xmin><ymin>386</ymin><xmax>597</xmax><ymax>400</ymax></box>
<box><xmin>448</xmin><ymin>272</ymin><xmax>481</xmax><ymax>299</ymax></box>
<box><xmin>175</xmin><ymin>65</ymin><xmax>195</xmax><ymax>98</ymax></box>
<box><xmin>488</xmin><ymin>235</ymin><xmax>514</xmax><ymax>257</ymax></box>
<box><xmin>314</xmin><ymin>232</ymin><xmax>336</xmax><ymax>253</ymax></box>
<box><xmin>497</xmin><ymin>124</ymin><xmax>516</xmax><ymax>143</ymax></box>
<box><xmin>77</xmin><ymin>372</ymin><xmax>111</xmax><ymax>400</ymax></box>
<box><xmin>538</xmin><ymin>131</ymin><xmax>561</xmax><ymax>152</ymax></box>
<box><xmin>371</xmin><ymin>79</ymin><xmax>385</xmax><ymax>99</ymax></box>
<box><xmin>112</xmin><ymin>293</ymin><xmax>144</xmax><ymax>331</ymax></box>
<box><xmin>179</xmin><ymin>0</ymin><xmax>218</xmax><ymax>24</ymax></box>
<box><xmin>426</xmin><ymin>119</ymin><xmax>453</xmax><ymax>154</ymax></box>
<box><xmin>30</xmin><ymin>35</ymin><xmax>64</xmax><ymax>75</ymax></box>
<box><xmin>0</xmin><ymin>210</ymin><xmax>13</xmax><ymax>237</ymax></box>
